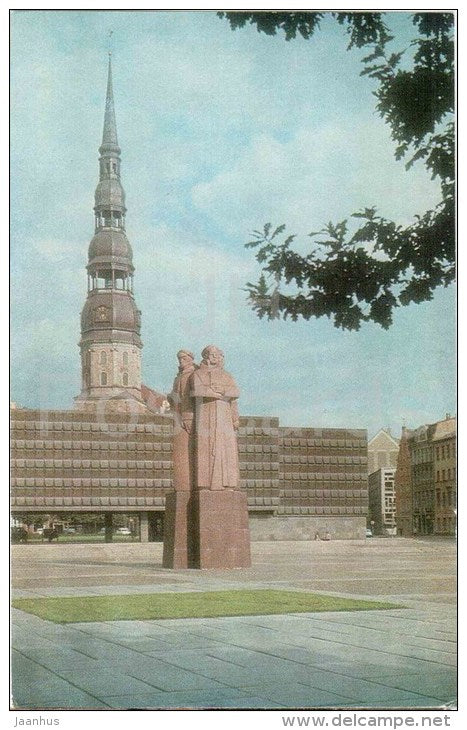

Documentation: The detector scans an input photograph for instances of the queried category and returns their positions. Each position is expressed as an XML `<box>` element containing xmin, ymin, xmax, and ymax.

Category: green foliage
<box><xmin>217</xmin><ymin>11</ymin><xmax>391</xmax><ymax>48</ymax></box>
<box><xmin>220</xmin><ymin>11</ymin><xmax>455</xmax><ymax>330</ymax></box>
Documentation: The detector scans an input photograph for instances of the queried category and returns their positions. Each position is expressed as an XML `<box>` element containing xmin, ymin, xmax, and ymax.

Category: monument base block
<box><xmin>192</xmin><ymin>489</ymin><xmax>251</xmax><ymax>569</ymax></box>
<box><xmin>162</xmin><ymin>491</ymin><xmax>192</xmax><ymax>568</ymax></box>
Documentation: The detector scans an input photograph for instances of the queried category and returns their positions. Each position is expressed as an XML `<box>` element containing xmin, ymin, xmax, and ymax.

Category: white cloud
<box><xmin>191</xmin><ymin>118</ymin><xmax>441</xmax><ymax>238</ymax></box>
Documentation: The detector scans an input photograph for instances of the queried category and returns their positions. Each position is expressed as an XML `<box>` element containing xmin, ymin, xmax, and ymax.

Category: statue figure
<box><xmin>167</xmin><ymin>349</ymin><xmax>197</xmax><ymax>491</ymax></box>
<box><xmin>190</xmin><ymin>345</ymin><xmax>240</xmax><ymax>490</ymax></box>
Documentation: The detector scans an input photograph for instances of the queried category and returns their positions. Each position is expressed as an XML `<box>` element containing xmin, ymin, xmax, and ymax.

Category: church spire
<box><xmin>101</xmin><ymin>53</ymin><xmax>119</xmax><ymax>151</ymax></box>
<box><xmin>75</xmin><ymin>55</ymin><xmax>145</xmax><ymax>413</ymax></box>
<box><xmin>95</xmin><ymin>54</ymin><xmax>125</xmax><ymax>231</ymax></box>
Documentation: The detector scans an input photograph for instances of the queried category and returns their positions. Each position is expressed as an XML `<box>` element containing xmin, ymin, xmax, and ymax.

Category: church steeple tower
<box><xmin>75</xmin><ymin>55</ymin><xmax>145</xmax><ymax>413</ymax></box>
<box><xmin>95</xmin><ymin>55</ymin><xmax>125</xmax><ymax>234</ymax></box>
<box><xmin>102</xmin><ymin>54</ymin><xmax>119</xmax><ymax>148</ymax></box>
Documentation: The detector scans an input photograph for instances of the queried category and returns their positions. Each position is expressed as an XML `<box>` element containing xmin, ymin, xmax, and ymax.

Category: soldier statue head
<box><xmin>201</xmin><ymin>345</ymin><xmax>223</xmax><ymax>369</ymax></box>
<box><xmin>176</xmin><ymin>349</ymin><xmax>195</xmax><ymax>373</ymax></box>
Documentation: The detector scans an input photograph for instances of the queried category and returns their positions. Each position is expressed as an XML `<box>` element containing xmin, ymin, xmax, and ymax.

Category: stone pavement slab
<box><xmin>56</xmin><ymin>667</ymin><xmax>169</xmax><ymax>697</ymax></box>
<box><xmin>11</xmin><ymin>538</ymin><xmax>457</xmax><ymax>710</ymax></box>
<box><xmin>358</xmin><ymin>671</ymin><xmax>457</xmax><ymax>701</ymax></box>
<box><xmin>12</xmin><ymin>651</ymin><xmax>108</xmax><ymax>709</ymax></box>
<box><xmin>100</xmin><ymin>654</ymin><xmax>237</xmax><ymax>693</ymax></box>
<box><xmin>245</xmin><ymin>682</ymin><xmax>352</xmax><ymax>708</ymax></box>
<box><xmin>345</xmin><ymin>697</ymin><xmax>451</xmax><ymax>709</ymax></box>
<box><xmin>100</xmin><ymin>688</ymin><xmax>285</xmax><ymax>709</ymax></box>
<box><xmin>143</xmin><ymin>648</ymin><xmax>271</xmax><ymax>687</ymax></box>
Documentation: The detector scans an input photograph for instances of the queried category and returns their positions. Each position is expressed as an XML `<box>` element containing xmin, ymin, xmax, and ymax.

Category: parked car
<box><xmin>115</xmin><ymin>527</ymin><xmax>131</xmax><ymax>535</ymax></box>
<box><xmin>365</xmin><ymin>528</ymin><xmax>373</xmax><ymax>538</ymax></box>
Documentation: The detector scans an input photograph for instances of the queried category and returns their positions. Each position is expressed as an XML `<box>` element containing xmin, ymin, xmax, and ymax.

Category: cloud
<box><xmin>191</xmin><ymin>118</ymin><xmax>441</xmax><ymax>238</ymax></box>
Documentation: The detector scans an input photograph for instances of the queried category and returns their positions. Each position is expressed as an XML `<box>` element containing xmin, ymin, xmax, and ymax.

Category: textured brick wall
<box><xmin>394</xmin><ymin>431</ymin><xmax>413</xmax><ymax>536</ymax></box>
<box><xmin>238</xmin><ymin>416</ymin><xmax>280</xmax><ymax>513</ymax></box>
<box><xmin>278</xmin><ymin>427</ymin><xmax>368</xmax><ymax>518</ymax></box>
<box><xmin>10</xmin><ymin>409</ymin><xmax>173</xmax><ymax>511</ymax></box>
<box><xmin>249</xmin><ymin>515</ymin><xmax>366</xmax><ymax>541</ymax></box>
<box><xmin>11</xmin><ymin>410</ymin><xmax>368</xmax><ymax>537</ymax></box>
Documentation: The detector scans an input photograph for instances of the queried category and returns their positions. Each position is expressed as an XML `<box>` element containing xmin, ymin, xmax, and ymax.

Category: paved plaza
<box><xmin>11</xmin><ymin>538</ymin><xmax>457</xmax><ymax>710</ymax></box>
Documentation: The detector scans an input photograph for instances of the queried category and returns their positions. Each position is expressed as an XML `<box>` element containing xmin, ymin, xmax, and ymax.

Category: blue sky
<box><xmin>10</xmin><ymin>10</ymin><xmax>456</xmax><ymax>438</ymax></box>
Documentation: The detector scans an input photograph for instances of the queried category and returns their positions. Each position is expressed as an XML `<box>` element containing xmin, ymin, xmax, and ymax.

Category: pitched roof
<box><xmin>368</xmin><ymin>428</ymin><xmax>400</xmax><ymax>449</ymax></box>
<box><xmin>141</xmin><ymin>384</ymin><xmax>169</xmax><ymax>413</ymax></box>
<box><xmin>432</xmin><ymin>417</ymin><xmax>456</xmax><ymax>441</ymax></box>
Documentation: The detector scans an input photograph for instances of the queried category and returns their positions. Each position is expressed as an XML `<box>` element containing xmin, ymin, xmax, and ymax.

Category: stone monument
<box><xmin>162</xmin><ymin>346</ymin><xmax>251</xmax><ymax>569</ymax></box>
<box><xmin>162</xmin><ymin>350</ymin><xmax>197</xmax><ymax>568</ymax></box>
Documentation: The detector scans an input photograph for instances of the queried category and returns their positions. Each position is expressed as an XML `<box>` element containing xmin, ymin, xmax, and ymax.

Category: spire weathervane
<box><xmin>107</xmin><ymin>29</ymin><xmax>113</xmax><ymax>56</ymax></box>
<box><xmin>101</xmin><ymin>48</ymin><xmax>118</xmax><ymax>149</ymax></box>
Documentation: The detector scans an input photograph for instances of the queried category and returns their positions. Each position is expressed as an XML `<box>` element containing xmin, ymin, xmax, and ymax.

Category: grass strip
<box><xmin>12</xmin><ymin>589</ymin><xmax>402</xmax><ymax>624</ymax></box>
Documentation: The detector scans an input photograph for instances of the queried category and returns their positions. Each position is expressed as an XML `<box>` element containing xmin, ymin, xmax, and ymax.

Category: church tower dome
<box><xmin>75</xmin><ymin>55</ymin><xmax>146</xmax><ymax>413</ymax></box>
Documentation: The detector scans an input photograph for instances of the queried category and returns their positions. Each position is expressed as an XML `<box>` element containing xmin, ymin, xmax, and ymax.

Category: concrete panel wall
<box><xmin>249</xmin><ymin>515</ymin><xmax>366</xmax><ymax>541</ymax></box>
<box><xmin>11</xmin><ymin>409</ymin><xmax>368</xmax><ymax>539</ymax></box>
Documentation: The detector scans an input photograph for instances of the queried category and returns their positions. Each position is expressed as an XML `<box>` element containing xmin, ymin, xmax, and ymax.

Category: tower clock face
<box><xmin>95</xmin><ymin>305</ymin><xmax>110</xmax><ymax>323</ymax></box>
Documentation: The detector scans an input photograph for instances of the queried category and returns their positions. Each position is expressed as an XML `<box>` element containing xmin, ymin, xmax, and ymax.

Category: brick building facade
<box><xmin>433</xmin><ymin>420</ymin><xmax>456</xmax><ymax>535</ymax></box>
<box><xmin>395</xmin><ymin>416</ymin><xmax>456</xmax><ymax>536</ymax></box>
<box><xmin>394</xmin><ymin>428</ymin><xmax>412</xmax><ymax>537</ymax></box>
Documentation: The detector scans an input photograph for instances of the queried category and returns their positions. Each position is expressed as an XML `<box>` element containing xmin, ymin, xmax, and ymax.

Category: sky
<box><xmin>10</xmin><ymin>9</ymin><xmax>456</xmax><ymax>439</ymax></box>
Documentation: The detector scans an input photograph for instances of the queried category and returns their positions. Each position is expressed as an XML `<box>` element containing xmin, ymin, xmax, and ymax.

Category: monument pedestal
<box><xmin>191</xmin><ymin>489</ymin><xmax>251</xmax><ymax>569</ymax></box>
<box><xmin>162</xmin><ymin>491</ymin><xmax>193</xmax><ymax>568</ymax></box>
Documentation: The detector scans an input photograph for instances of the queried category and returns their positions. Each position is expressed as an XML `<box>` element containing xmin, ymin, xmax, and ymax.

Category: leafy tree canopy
<box><xmin>218</xmin><ymin>11</ymin><xmax>455</xmax><ymax>330</ymax></box>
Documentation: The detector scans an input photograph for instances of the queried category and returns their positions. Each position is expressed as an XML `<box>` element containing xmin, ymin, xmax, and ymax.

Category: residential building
<box><xmin>394</xmin><ymin>427</ymin><xmax>412</xmax><ymax>536</ymax></box>
<box><xmin>367</xmin><ymin>429</ymin><xmax>399</xmax><ymax>475</ymax></box>
<box><xmin>433</xmin><ymin>417</ymin><xmax>456</xmax><ymax>535</ymax></box>
<box><xmin>368</xmin><ymin>468</ymin><xmax>396</xmax><ymax>536</ymax></box>
<box><xmin>394</xmin><ymin>415</ymin><xmax>456</xmax><ymax>536</ymax></box>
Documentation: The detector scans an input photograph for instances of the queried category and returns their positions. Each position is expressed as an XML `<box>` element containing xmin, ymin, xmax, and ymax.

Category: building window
<box><xmin>122</xmin><ymin>372</ymin><xmax>129</xmax><ymax>386</ymax></box>
<box><xmin>100</xmin><ymin>371</ymin><xmax>107</xmax><ymax>386</ymax></box>
<box><xmin>123</xmin><ymin>352</ymin><xmax>128</xmax><ymax>367</ymax></box>
<box><xmin>100</xmin><ymin>351</ymin><xmax>107</xmax><ymax>367</ymax></box>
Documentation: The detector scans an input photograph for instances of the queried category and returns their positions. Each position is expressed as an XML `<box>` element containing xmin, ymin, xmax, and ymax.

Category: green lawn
<box><xmin>12</xmin><ymin>590</ymin><xmax>401</xmax><ymax>623</ymax></box>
